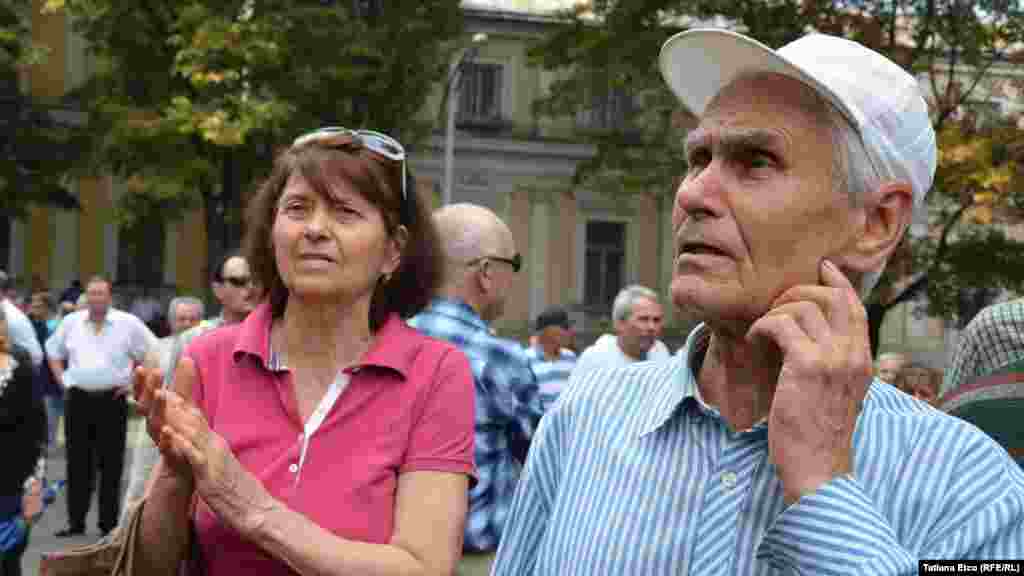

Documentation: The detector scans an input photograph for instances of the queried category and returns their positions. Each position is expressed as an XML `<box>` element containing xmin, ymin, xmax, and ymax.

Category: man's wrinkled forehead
<box><xmin>691</xmin><ymin>74</ymin><xmax>831</xmax><ymax>136</ymax></box>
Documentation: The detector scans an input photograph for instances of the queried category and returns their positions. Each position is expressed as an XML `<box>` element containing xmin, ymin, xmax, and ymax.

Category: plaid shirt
<box><xmin>409</xmin><ymin>298</ymin><xmax>543</xmax><ymax>552</ymax></box>
<box><xmin>945</xmin><ymin>299</ymin><xmax>1024</xmax><ymax>396</ymax></box>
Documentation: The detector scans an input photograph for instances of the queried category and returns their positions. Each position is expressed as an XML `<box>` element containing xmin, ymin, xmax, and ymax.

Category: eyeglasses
<box><xmin>467</xmin><ymin>253</ymin><xmax>522</xmax><ymax>273</ymax></box>
<box><xmin>221</xmin><ymin>276</ymin><xmax>252</xmax><ymax>288</ymax></box>
<box><xmin>291</xmin><ymin>127</ymin><xmax>407</xmax><ymax>202</ymax></box>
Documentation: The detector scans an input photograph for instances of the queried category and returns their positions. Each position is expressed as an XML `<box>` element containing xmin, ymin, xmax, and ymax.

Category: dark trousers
<box><xmin>65</xmin><ymin>388</ymin><xmax>127</xmax><ymax>534</ymax></box>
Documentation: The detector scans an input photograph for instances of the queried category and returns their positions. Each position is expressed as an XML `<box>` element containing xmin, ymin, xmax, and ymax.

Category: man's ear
<box><xmin>838</xmin><ymin>182</ymin><xmax>914</xmax><ymax>276</ymax></box>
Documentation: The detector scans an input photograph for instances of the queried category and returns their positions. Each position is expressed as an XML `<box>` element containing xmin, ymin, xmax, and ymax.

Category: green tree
<box><xmin>0</xmin><ymin>0</ymin><xmax>82</xmax><ymax>219</ymax></box>
<box><xmin>529</xmin><ymin>0</ymin><xmax>1024</xmax><ymax>353</ymax></box>
<box><xmin>45</xmin><ymin>0</ymin><xmax>463</xmax><ymax>289</ymax></box>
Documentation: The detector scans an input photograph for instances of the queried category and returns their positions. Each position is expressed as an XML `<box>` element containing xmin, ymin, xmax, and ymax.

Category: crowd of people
<box><xmin>1</xmin><ymin>28</ymin><xmax>1022</xmax><ymax>576</ymax></box>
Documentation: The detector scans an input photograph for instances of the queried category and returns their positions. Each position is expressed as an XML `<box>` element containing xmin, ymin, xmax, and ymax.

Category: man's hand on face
<box><xmin>747</xmin><ymin>259</ymin><xmax>873</xmax><ymax>506</ymax></box>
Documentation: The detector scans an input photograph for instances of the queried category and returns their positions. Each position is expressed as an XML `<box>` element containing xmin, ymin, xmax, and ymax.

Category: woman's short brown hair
<box><xmin>244</xmin><ymin>137</ymin><xmax>442</xmax><ymax>332</ymax></box>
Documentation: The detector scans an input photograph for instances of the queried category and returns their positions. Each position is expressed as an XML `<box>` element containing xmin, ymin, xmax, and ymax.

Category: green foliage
<box><xmin>0</xmin><ymin>0</ymin><xmax>82</xmax><ymax>218</ymax></box>
<box><xmin>54</xmin><ymin>0</ymin><xmax>464</xmax><ymax>216</ymax></box>
<box><xmin>529</xmin><ymin>0</ymin><xmax>1024</xmax><ymax>336</ymax></box>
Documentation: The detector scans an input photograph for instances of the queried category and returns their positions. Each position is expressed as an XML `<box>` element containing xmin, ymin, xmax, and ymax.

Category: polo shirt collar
<box><xmin>233</xmin><ymin>301</ymin><xmax>416</xmax><ymax>380</ymax></box>
<box><xmin>637</xmin><ymin>324</ymin><xmax>711</xmax><ymax>437</ymax></box>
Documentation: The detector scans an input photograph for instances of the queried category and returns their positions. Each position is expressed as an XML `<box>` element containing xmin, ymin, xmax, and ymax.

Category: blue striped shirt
<box><xmin>493</xmin><ymin>325</ymin><xmax>1024</xmax><ymax>575</ymax></box>
<box><xmin>524</xmin><ymin>346</ymin><xmax>576</xmax><ymax>412</ymax></box>
<box><xmin>408</xmin><ymin>298</ymin><xmax>543</xmax><ymax>552</ymax></box>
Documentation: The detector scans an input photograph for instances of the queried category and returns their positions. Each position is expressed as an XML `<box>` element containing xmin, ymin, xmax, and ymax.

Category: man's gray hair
<box><xmin>821</xmin><ymin>100</ymin><xmax>925</xmax><ymax>298</ymax></box>
<box><xmin>168</xmin><ymin>296</ymin><xmax>205</xmax><ymax>320</ymax></box>
<box><xmin>612</xmin><ymin>285</ymin><xmax>660</xmax><ymax>323</ymax></box>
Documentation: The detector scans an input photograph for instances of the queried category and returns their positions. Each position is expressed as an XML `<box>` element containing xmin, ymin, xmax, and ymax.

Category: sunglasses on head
<box><xmin>291</xmin><ymin>127</ymin><xmax>407</xmax><ymax>203</ymax></box>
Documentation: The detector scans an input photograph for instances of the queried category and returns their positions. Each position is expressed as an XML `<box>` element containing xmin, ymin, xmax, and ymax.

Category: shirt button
<box><xmin>289</xmin><ymin>463</ymin><xmax>299</xmax><ymax>474</ymax></box>
<box><xmin>721</xmin><ymin>471</ymin><xmax>738</xmax><ymax>490</ymax></box>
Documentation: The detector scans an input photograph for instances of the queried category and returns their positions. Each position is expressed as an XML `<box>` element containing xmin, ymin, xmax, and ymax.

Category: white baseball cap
<box><xmin>659</xmin><ymin>29</ymin><xmax>937</xmax><ymax>206</ymax></box>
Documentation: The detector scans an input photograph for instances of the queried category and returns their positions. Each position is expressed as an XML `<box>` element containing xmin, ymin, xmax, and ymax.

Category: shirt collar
<box><xmin>233</xmin><ymin>301</ymin><xmax>416</xmax><ymax>380</ymax></box>
<box><xmin>637</xmin><ymin>324</ymin><xmax>711</xmax><ymax>437</ymax></box>
<box><xmin>424</xmin><ymin>297</ymin><xmax>489</xmax><ymax>332</ymax></box>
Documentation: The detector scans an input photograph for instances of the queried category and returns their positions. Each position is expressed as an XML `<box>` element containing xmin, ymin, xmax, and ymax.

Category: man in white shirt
<box><xmin>574</xmin><ymin>285</ymin><xmax>671</xmax><ymax>375</ymax></box>
<box><xmin>45</xmin><ymin>275</ymin><xmax>157</xmax><ymax>538</ymax></box>
<box><xmin>0</xmin><ymin>270</ymin><xmax>43</xmax><ymax>367</ymax></box>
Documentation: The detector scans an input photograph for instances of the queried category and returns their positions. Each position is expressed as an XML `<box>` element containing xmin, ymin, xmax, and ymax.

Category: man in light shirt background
<box><xmin>573</xmin><ymin>284</ymin><xmax>671</xmax><ymax>375</ymax></box>
<box><xmin>45</xmin><ymin>275</ymin><xmax>157</xmax><ymax>538</ymax></box>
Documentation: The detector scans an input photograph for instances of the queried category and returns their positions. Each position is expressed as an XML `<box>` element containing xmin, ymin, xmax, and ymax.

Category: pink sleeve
<box><xmin>400</xmin><ymin>347</ymin><xmax>476</xmax><ymax>481</ymax></box>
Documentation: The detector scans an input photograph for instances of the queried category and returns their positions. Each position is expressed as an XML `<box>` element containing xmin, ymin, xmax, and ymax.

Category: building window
<box><xmin>577</xmin><ymin>88</ymin><xmax>634</xmax><ymax>131</ymax></box>
<box><xmin>584</xmin><ymin>220</ymin><xmax>626</xmax><ymax>311</ymax></box>
<box><xmin>457</xmin><ymin>62</ymin><xmax>503</xmax><ymax>124</ymax></box>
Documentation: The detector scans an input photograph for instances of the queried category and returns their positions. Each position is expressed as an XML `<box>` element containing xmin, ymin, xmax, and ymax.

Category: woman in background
<box><xmin>0</xmin><ymin>304</ymin><xmax>46</xmax><ymax>575</ymax></box>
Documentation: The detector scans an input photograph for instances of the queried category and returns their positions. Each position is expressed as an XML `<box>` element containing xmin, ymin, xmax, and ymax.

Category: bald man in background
<box><xmin>408</xmin><ymin>203</ymin><xmax>543</xmax><ymax>576</ymax></box>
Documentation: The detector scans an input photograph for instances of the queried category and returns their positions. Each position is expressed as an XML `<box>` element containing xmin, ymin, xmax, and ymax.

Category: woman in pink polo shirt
<box><xmin>133</xmin><ymin>128</ymin><xmax>476</xmax><ymax>575</ymax></box>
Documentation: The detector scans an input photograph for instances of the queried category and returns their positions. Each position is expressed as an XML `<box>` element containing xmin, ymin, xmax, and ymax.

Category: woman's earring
<box><xmin>380</xmin><ymin>272</ymin><xmax>392</xmax><ymax>285</ymax></box>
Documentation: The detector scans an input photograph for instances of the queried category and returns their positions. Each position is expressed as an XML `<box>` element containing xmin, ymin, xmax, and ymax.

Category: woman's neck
<box><xmin>697</xmin><ymin>328</ymin><xmax>782</xmax><ymax>432</ymax></box>
<box><xmin>276</xmin><ymin>295</ymin><xmax>374</xmax><ymax>370</ymax></box>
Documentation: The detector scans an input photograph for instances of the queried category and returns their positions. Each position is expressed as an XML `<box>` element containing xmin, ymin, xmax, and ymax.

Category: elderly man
<box><xmin>876</xmin><ymin>351</ymin><xmax>908</xmax><ymax>387</ymax></box>
<box><xmin>408</xmin><ymin>203</ymin><xmax>543</xmax><ymax>576</ymax></box>
<box><xmin>119</xmin><ymin>295</ymin><xmax>205</xmax><ymax>523</ymax></box>
<box><xmin>46</xmin><ymin>275</ymin><xmax>157</xmax><ymax>538</ymax></box>
<box><xmin>574</xmin><ymin>284</ymin><xmax>671</xmax><ymax>374</ymax></box>
<box><xmin>492</xmin><ymin>30</ymin><xmax>1023</xmax><ymax>574</ymax></box>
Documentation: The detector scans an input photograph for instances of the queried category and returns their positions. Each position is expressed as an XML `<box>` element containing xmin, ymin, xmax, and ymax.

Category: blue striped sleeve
<box><xmin>758</xmin><ymin>476</ymin><xmax>915</xmax><ymax>575</ymax></box>
<box><xmin>759</xmin><ymin>422</ymin><xmax>1024</xmax><ymax>575</ymax></box>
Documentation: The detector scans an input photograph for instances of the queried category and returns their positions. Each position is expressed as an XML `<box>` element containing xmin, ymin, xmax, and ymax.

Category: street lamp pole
<box><xmin>442</xmin><ymin>33</ymin><xmax>487</xmax><ymax>206</ymax></box>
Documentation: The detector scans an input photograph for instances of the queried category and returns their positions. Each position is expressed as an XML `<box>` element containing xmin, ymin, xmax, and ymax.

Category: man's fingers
<box><xmin>747</xmin><ymin>312</ymin><xmax>814</xmax><ymax>361</ymax></box>
<box><xmin>819</xmin><ymin>259</ymin><xmax>857</xmax><ymax>293</ymax></box>
<box><xmin>761</xmin><ymin>301</ymin><xmax>831</xmax><ymax>343</ymax></box>
<box><xmin>770</xmin><ymin>261</ymin><xmax>866</xmax><ymax>336</ymax></box>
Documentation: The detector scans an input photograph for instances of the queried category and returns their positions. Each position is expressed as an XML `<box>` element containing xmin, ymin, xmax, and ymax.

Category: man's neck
<box><xmin>696</xmin><ymin>329</ymin><xmax>782</xmax><ymax>432</ymax></box>
<box><xmin>88</xmin><ymin>311</ymin><xmax>107</xmax><ymax>325</ymax></box>
<box><xmin>440</xmin><ymin>288</ymin><xmax>489</xmax><ymax>324</ymax></box>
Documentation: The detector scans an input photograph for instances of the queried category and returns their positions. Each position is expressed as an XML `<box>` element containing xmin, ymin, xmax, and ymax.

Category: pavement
<box><xmin>21</xmin><ymin>415</ymin><xmax>146</xmax><ymax>576</ymax></box>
